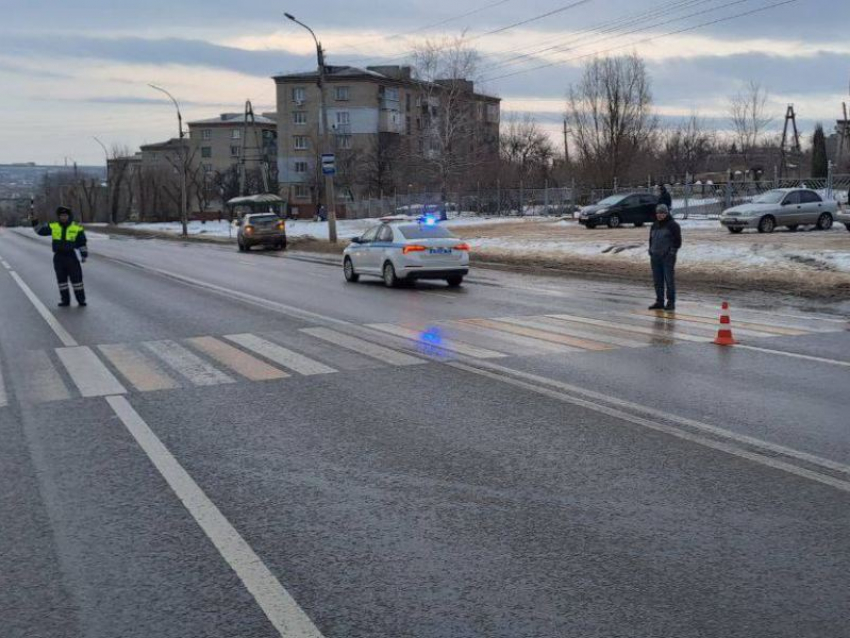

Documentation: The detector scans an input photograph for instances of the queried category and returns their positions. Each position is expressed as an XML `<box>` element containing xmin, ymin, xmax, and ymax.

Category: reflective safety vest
<box><xmin>50</xmin><ymin>222</ymin><xmax>84</xmax><ymax>242</ymax></box>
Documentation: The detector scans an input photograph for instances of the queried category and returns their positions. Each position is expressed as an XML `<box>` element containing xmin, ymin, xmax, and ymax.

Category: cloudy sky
<box><xmin>1</xmin><ymin>0</ymin><xmax>848</xmax><ymax>165</ymax></box>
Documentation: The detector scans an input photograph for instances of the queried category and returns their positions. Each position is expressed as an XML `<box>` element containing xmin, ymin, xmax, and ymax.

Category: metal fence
<box><xmin>338</xmin><ymin>171</ymin><xmax>850</xmax><ymax>221</ymax></box>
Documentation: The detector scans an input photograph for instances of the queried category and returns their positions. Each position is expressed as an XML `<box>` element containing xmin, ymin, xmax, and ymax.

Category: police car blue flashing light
<box><xmin>419</xmin><ymin>214</ymin><xmax>438</xmax><ymax>226</ymax></box>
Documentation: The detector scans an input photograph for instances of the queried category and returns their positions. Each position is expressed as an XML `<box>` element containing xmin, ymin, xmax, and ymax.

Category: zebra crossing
<box><xmin>0</xmin><ymin>305</ymin><xmax>843</xmax><ymax>407</ymax></box>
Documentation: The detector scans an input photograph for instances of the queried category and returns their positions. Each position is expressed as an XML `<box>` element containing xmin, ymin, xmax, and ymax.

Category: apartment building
<box><xmin>273</xmin><ymin>65</ymin><xmax>500</xmax><ymax>212</ymax></box>
<box><xmin>188</xmin><ymin>112</ymin><xmax>277</xmax><ymax>177</ymax></box>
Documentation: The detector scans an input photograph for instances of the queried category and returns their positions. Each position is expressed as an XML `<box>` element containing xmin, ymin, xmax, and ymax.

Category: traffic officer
<box><xmin>32</xmin><ymin>206</ymin><xmax>88</xmax><ymax>307</ymax></box>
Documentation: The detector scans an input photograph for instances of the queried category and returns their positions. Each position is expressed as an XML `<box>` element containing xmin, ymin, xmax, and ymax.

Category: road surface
<box><xmin>1</xmin><ymin>226</ymin><xmax>848</xmax><ymax>638</ymax></box>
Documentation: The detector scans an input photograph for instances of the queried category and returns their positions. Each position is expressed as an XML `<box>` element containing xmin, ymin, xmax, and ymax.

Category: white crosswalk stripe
<box><xmin>497</xmin><ymin>316</ymin><xmax>652</xmax><ymax>349</ymax></box>
<box><xmin>300</xmin><ymin>327</ymin><xmax>425</xmax><ymax>366</ymax></box>
<box><xmin>366</xmin><ymin>323</ymin><xmax>507</xmax><ymax>359</ymax></box>
<box><xmin>18</xmin><ymin>351</ymin><xmax>72</xmax><ymax>403</ymax></box>
<box><xmin>186</xmin><ymin>336</ymin><xmax>289</xmax><ymax>381</ymax></box>
<box><xmin>143</xmin><ymin>340</ymin><xmax>235</xmax><ymax>386</ymax></box>
<box><xmin>56</xmin><ymin>346</ymin><xmax>127</xmax><ymax>397</ymax></box>
<box><xmin>546</xmin><ymin>313</ymin><xmax>709</xmax><ymax>343</ymax></box>
<box><xmin>98</xmin><ymin>344</ymin><xmax>181</xmax><ymax>392</ymax></box>
<box><xmin>0</xmin><ymin>353</ymin><xmax>7</xmax><ymax>407</ymax></box>
<box><xmin>225</xmin><ymin>334</ymin><xmax>337</xmax><ymax>376</ymax></box>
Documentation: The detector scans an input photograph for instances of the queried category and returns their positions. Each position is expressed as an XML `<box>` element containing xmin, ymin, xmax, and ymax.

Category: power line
<box><xmin>483</xmin><ymin>0</ymin><xmax>798</xmax><ymax>82</ymax></box>
<box><xmin>478</xmin><ymin>0</ymin><xmax>719</xmax><ymax>72</ymax></box>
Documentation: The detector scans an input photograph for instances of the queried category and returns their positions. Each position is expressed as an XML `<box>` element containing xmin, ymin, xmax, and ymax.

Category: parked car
<box><xmin>343</xmin><ymin>216</ymin><xmax>469</xmax><ymax>288</ymax></box>
<box><xmin>578</xmin><ymin>193</ymin><xmax>658</xmax><ymax>229</ymax></box>
<box><xmin>236</xmin><ymin>213</ymin><xmax>287</xmax><ymax>251</ymax></box>
<box><xmin>720</xmin><ymin>188</ymin><xmax>837</xmax><ymax>234</ymax></box>
<box><xmin>836</xmin><ymin>202</ymin><xmax>850</xmax><ymax>232</ymax></box>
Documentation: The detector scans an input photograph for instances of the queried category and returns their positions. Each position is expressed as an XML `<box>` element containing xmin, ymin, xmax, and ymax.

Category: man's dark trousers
<box><xmin>651</xmin><ymin>254</ymin><xmax>676</xmax><ymax>306</ymax></box>
<box><xmin>54</xmin><ymin>253</ymin><xmax>85</xmax><ymax>305</ymax></box>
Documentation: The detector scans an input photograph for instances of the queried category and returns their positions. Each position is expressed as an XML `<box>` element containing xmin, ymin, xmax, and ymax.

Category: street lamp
<box><xmin>93</xmin><ymin>136</ymin><xmax>115</xmax><ymax>225</ymax></box>
<box><xmin>149</xmin><ymin>83</ymin><xmax>188</xmax><ymax>237</ymax></box>
<box><xmin>284</xmin><ymin>12</ymin><xmax>338</xmax><ymax>243</ymax></box>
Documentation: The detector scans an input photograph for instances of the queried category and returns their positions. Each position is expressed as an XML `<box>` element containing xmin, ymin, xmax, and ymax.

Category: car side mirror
<box><xmin>350</xmin><ymin>236</ymin><xmax>362</xmax><ymax>244</ymax></box>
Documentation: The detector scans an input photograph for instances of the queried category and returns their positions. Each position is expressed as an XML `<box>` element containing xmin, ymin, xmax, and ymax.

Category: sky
<box><xmin>1</xmin><ymin>0</ymin><xmax>848</xmax><ymax>165</ymax></box>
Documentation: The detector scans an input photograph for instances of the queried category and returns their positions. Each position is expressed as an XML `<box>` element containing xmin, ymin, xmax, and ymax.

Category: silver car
<box><xmin>236</xmin><ymin>213</ymin><xmax>287</xmax><ymax>251</ymax></box>
<box><xmin>720</xmin><ymin>188</ymin><xmax>837</xmax><ymax>234</ymax></box>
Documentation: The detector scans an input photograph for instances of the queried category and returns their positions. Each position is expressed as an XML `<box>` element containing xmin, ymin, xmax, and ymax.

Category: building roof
<box><xmin>188</xmin><ymin>112</ymin><xmax>276</xmax><ymax>127</ymax></box>
<box><xmin>273</xmin><ymin>65</ymin><xmax>500</xmax><ymax>102</ymax></box>
<box><xmin>139</xmin><ymin>138</ymin><xmax>184</xmax><ymax>152</ymax></box>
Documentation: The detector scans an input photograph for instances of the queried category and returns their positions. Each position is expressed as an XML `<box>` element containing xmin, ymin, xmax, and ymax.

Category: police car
<box><xmin>343</xmin><ymin>215</ymin><xmax>470</xmax><ymax>287</ymax></box>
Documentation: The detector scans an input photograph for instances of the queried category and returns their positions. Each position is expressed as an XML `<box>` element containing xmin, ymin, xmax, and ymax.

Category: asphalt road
<box><xmin>1</xmin><ymin>226</ymin><xmax>849</xmax><ymax>638</ymax></box>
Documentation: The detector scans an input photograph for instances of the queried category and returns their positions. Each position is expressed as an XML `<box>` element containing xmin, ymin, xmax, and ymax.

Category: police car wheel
<box><xmin>383</xmin><ymin>261</ymin><xmax>400</xmax><ymax>288</ymax></box>
<box><xmin>344</xmin><ymin>258</ymin><xmax>359</xmax><ymax>283</ymax></box>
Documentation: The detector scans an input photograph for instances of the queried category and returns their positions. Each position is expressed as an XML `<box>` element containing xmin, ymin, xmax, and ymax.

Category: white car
<box><xmin>343</xmin><ymin>216</ymin><xmax>470</xmax><ymax>287</ymax></box>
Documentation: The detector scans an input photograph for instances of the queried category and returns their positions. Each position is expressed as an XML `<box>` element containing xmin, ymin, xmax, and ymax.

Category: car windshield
<box><xmin>398</xmin><ymin>225</ymin><xmax>456</xmax><ymax>240</ymax></box>
<box><xmin>752</xmin><ymin>191</ymin><xmax>786</xmax><ymax>204</ymax></box>
<box><xmin>595</xmin><ymin>195</ymin><xmax>627</xmax><ymax>206</ymax></box>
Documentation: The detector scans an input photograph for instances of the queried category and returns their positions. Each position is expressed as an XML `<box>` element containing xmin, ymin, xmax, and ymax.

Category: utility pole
<box><xmin>285</xmin><ymin>12</ymin><xmax>338</xmax><ymax>243</ymax></box>
<box><xmin>149</xmin><ymin>84</ymin><xmax>188</xmax><ymax>237</ymax></box>
<box><xmin>562</xmin><ymin>118</ymin><xmax>570</xmax><ymax>165</ymax></box>
<box><xmin>93</xmin><ymin>136</ymin><xmax>114</xmax><ymax>225</ymax></box>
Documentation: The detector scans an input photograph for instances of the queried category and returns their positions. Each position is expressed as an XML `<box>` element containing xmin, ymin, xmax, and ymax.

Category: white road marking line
<box><xmin>546</xmin><ymin>313</ymin><xmax>709</xmax><ymax>343</ymax></box>
<box><xmin>143</xmin><ymin>340</ymin><xmax>235</xmax><ymax>386</ymax></box>
<box><xmin>56</xmin><ymin>346</ymin><xmax>127</xmax><ymax>397</ymax></box>
<box><xmin>735</xmin><ymin>345</ymin><xmax>850</xmax><ymax>368</ymax></box>
<box><xmin>301</xmin><ymin>327</ymin><xmax>425</xmax><ymax>367</ymax></box>
<box><xmin>0</xmin><ymin>353</ymin><xmax>7</xmax><ymax>407</ymax></box>
<box><xmin>186</xmin><ymin>336</ymin><xmax>290</xmax><ymax>381</ymax></box>
<box><xmin>448</xmin><ymin>360</ymin><xmax>850</xmax><ymax>494</ymax></box>
<box><xmin>105</xmin><ymin>396</ymin><xmax>325</xmax><ymax>638</ymax></box>
<box><xmin>98</xmin><ymin>344</ymin><xmax>181</xmax><ymax>392</ymax></box>
<box><xmin>225</xmin><ymin>334</ymin><xmax>337</xmax><ymax>376</ymax></box>
<box><xmin>464</xmin><ymin>318</ymin><xmax>615</xmax><ymax>351</ymax></box>
<box><xmin>436</xmin><ymin>320</ymin><xmax>576</xmax><ymax>355</ymax></box>
<box><xmin>0</xmin><ymin>259</ymin><xmax>11</xmax><ymax>270</ymax></box>
<box><xmin>19</xmin><ymin>351</ymin><xmax>72</xmax><ymax>403</ymax></box>
<box><xmin>9</xmin><ymin>271</ymin><xmax>78</xmax><ymax>347</ymax></box>
<box><xmin>509</xmin><ymin>316</ymin><xmax>653</xmax><ymax>349</ymax></box>
<box><xmin>367</xmin><ymin>323</ymin><xmax>507</xmax><ymax>359</ymax></box>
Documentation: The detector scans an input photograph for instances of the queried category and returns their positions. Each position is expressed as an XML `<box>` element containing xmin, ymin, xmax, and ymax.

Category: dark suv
<box><xmin>578</xmin><ymin>193</ymin><xmax>659</xmax><ymax>229</ymax></box>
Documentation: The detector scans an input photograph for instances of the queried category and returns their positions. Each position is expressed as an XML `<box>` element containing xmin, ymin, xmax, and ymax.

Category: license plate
<box><xmin>429</xmin><ymin>248</ymin><xmax>451</xmax><ymax>255</ymax></box>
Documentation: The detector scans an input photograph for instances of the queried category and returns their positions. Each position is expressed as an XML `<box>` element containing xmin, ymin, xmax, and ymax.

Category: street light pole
<box><xmin>93</xmin><ymin>136</ymin><xmax>114</xmax><ymax>225</ymax></box>
<box><xmin>149</xmin><ymin>83</ymin><xmax>188</xmax><ymax>237</ymax></box>
<box><xmin>285</xmin><ymin>12</ymin><xmax>338</xmax><ymax>243</ymax></box>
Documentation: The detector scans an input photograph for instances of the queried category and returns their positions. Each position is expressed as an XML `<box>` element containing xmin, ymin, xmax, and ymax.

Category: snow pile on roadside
<box><xmin>469</xmin><ymin>234</ymin><xmax>850</xmax><ymax>274</ymax></box>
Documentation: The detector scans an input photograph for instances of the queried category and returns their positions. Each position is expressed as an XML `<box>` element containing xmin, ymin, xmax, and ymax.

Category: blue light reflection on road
<box><xmin>417</xmin><ymin>326</ymin><xmax>452</xmax><ymax>359</ymax></box>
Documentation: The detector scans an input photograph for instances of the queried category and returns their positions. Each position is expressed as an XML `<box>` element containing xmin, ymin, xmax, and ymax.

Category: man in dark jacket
<box><xmin>32</xmin><ymin>206</ymin><xmax>88</xmax><ymax>307</ymax></box>
<box><xmin>658</xmin><ymin>184</ymin><xmax>673</xmax><ymax>211</ymax></box>
<box><xmin>648</xmin><ymin>204</ymin><xmax>681</xmax><ymax>311</ymax></box>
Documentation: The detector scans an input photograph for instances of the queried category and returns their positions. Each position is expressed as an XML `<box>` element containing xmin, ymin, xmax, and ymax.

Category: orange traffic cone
<box><xmin>713</xmin><ymin>301</ymin><xmax>737</xmax><ymax>346</ymax></box>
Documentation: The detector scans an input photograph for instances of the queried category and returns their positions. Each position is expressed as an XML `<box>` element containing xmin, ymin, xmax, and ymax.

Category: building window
<box><xmin>292</xmin><ymin>87</ymin><xmax>306</xmax><ymax>104</ymax></box>
<box><xmin>406</xmin><ymin>94</ymin><xmax>411</xmax><ymax>112</ymax></box>
<box><xmin>294</xmin><ymin>185</ymin><xmax>310</xmax><ymax>200</ymax></box>
<box><xmin>294</xmin><ymin>161</ymin><xmax>308</xmax><ymax>174</ymax></box>
<box><xmin>231</xmin><ymin>129</ymin><xmax>241</xmax><ymax>140</ymax></box>
<box><xmin>231</xmin><ymin>145</ymin><xmax>240</xmax><ymax>157</ymax></box>
<box><xmin>336</xmin><ymin>135</ymin><xmax>352</xmax><ymax>149</ymax></box>
<box><xmin>334</xmin><ymin>86</ymin><xmax>350</xmax><ymax>101</ymax></box>
<box><xmin>293</xmin><ymin>111</ymin><xmax>307</xmax><ymax>125</ymax></box>
<box><xmin>294</xmin><ymin>136</ymin><xmax>309</xmax><ymax>150</ymax></box>
<box><xmin>203</xmin><ymin>164</ymin><xmax>213</xmax><ymax>173</ymax></box>
<box><xmin>201</xmin><ymin>147</ymin><xmax>212</xmax><ymax>158</ymax></box>
<box><xmin>406</xmin><ymin>116</ymin><xmax>411</xmax><ymax>135</ymax></box>
<box><xmin>202</xmin><ymin>129</ymin><xmax>212</xmax><ymax>141</ymax></box>
<box><xmin>486</xmin><ymin>103</ymin><xmax>499</xmax><ymax>122</ymax></box>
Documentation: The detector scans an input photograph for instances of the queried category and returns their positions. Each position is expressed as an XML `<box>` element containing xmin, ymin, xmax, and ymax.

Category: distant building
<box><xmin>187</xmin><ymin>112</ymin><xmax>277</xmax><ymax>178</ymax></box>
<box><xmin>273</xmin><ymin>64</ymin><xmax>500</xmax><ymax>214</ymax></box>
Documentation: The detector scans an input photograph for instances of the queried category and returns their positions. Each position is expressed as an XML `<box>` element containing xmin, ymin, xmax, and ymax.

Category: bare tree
<box><xmin>567</xmin><ymin>53</ymin><xmax>657</xmax><ymax>187</ymax></box>
<box><xmin>359</xmin><ymin>134</ymin><xmax>400</xmax><ymax>197</ymax></box>
<box><xmin>662</xmin><ymin>113</ymin><xmax>716</xmax><ymax>181</ymax></box>
<box><xmin>728</xmin><ymin>81</ymin><xmax>774</xmax><ymax>166</ymax></box>
<box><xmin>410</xmin><ymin>35</ymin><xmax>486</xmax><ymax>198</ymax></box>
<box><xmin>499</xmin><ymin>113</ymin><xmax>555</xmax><ymax>184</ymax></box>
